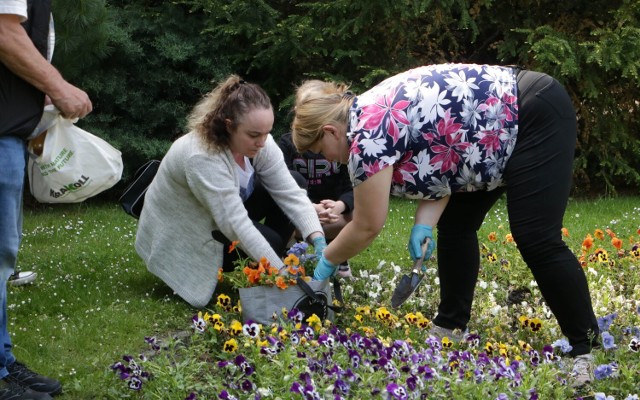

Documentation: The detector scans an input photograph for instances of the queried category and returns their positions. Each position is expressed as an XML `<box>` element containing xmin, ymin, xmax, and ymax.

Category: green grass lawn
<box><xmin>9</xmin><ymin>195</ymin><xmax>640</xmax><ymax>398</ymax></box>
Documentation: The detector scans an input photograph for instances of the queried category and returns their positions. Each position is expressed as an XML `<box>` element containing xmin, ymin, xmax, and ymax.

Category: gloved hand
<box><xmin>312</xmin><ymin>236</ymin><xmax>328</xmax><ymax>256</ymax></box>
<box><xmin>313</xmin><ymin>255</ymin><xmax>337</xmax><ymax>280</ymax></box>
<box><xmin>408</xmin><ymin>224</ymin><xmax>436</xmax><ymax>267</ymax></box>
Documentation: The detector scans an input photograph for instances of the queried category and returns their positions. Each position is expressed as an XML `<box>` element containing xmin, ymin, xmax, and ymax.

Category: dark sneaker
<box><xmin>0</xmin><ymin>379</ymin><xmax>52</xmax><ymax>400</ymax></box>
<box><xmin>8</xmin><ymin>271</ymin><xmax>37</xmax><ymax>286</ymax></box>
<box><xmin>5</xmin><ymin>362</ymin><xmax>61</xmax><ymax>396</ymax></box>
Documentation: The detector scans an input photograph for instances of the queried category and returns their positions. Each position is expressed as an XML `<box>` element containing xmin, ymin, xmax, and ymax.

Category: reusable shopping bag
<box><xmin>27</xmin><ymin>115</ymin><xmax>123</xmax><ymax>203</ymax></box>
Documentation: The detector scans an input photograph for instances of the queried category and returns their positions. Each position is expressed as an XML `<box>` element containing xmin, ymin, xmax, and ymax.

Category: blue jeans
<box><xmin>0</xmin><ymin>136</ymin><xmax>25</xmax><ymax>377</ymax></box>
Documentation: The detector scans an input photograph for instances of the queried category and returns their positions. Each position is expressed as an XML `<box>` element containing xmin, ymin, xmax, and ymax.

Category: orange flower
<box><xmin>582</xmin><ymin>234</ymin><xmax>594</xmax><ymax>250</ymax></box>
<box><xmin>594</xmin><ymin>229</ymin><xmax>605</xmax><ymax>240</ymax></box>
<box><xmin>275</xmin><ymin>276</ymin><xmax>288</xmax><ymax>289</ymax></box>
<box><xmin>611</xmin><ymin>237</ymin><xmax>623</xmax><ymax>249</ymax></box>
<box><xmin>243</xmin><ymin>265</ymin><xmax>262</xmax><ymax>285</ymax></box>
<box><xmin>505</xmin><ymin>233</ymin><xmax>514</xmax><ymax>243</ymax></box>
<box><xmin>248</xmin><ymin>271</ymin><xmax>262</xmax><ymax>284</ymax></box>
<box><xmin>578</xmin><ymin>255</ymin><xmax>587</xmax><ymax>267</ymax></box>
<box><xmin>488</xmin><ymin>232</ymin><xmax>497</xmax><ymax>242</ymax></box>
<box><xmin>228</xmin><ymin>240</ymin><xmax>240</xmax><ymax>253</ymax></box>
<box><xmin>561</xmin><ymin>227</ymin><xmax>569</xmax><ymax>237</ymax></box>
<box><xmin>217</xmin><ymin>267</ymin><xmax>224</xmax><ymax>282</ymax></box>
<box><xmin>258</xmin><ymin>257</ymin><xmax>270</xmax><ymax>270</ymax></box>
<box><xmin>606</xmin><ymin>228</ymin><xmax>616</xmax><ymax>238</ymax></box>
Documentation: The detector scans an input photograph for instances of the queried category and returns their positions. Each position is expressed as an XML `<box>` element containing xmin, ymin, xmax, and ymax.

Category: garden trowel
<box><xmin>390</xmin><ymin>239</ymin><xmax>430</xmax><ymax>309</ymax></box>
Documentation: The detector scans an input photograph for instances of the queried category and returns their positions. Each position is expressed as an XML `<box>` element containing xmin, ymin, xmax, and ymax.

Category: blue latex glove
<box><xmin>313</xmin><ymin>255</ymin><xmax>337</xmax><ymax>280</ymax></box>
<box><xmin>408</xmin><ymin>224</ymin><xmax>436</xmax><ymax>268</ymax></box>
<box><xmin>312</xmin><ymin>236</ymin><xmax>327</xmax><ymax>256</ymax></box>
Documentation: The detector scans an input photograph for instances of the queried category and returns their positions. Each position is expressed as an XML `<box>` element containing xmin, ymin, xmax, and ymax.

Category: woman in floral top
<box><xmin>292</xmin><ymin>64</ymin><xmax>598</xmax><ymax>387</ymax></box>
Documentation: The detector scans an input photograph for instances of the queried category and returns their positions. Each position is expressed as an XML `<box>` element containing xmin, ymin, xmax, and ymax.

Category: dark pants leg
<box><xmin>433</xmin><ymin>188</ymin><xmax>505</xmax><ymax>330</ymax></box>
<box><xmin>503</xmin><ymin>71</ymin><xmax>599</xmax><ymax>355</ymax></box>
<box><xmin>216</xmin><ymin>171</ymin><xmax>307</xmax><ymax>272</ymax></box>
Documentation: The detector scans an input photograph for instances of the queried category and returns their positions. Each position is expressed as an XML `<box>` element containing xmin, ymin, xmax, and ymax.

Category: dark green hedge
<box><xmin>52</xmin><ymin>0</ymin><xmax>639</xmax><ymax>196</ymax></box>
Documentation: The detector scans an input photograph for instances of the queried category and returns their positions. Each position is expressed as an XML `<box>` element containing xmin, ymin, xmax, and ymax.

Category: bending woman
<box><xmin>291</xmin><ymin>64</ymin><xmax>599</xmax><ymax>387</ymax></box>
<box><xmin>136</xmin><ymin>75</ymin><xmax>325</xmax><ymax>308</ymax></box>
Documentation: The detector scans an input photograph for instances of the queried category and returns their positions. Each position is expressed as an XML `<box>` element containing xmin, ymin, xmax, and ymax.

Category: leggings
<box><xmin>433</xmin><ymin>70</ymin><xmax>599</xmax><ymax>356</ymax></box>
<box><xmin>215</xmin><ymin>171</ymin><xmax>307</xmax><ymax>271</ymax></box>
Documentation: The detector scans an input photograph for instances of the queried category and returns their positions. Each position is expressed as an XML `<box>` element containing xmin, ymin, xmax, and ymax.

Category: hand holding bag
<box><xmin>27</xmin><ymin>115</ymin><xmax>123</xmax><ymax>203</ymax></box>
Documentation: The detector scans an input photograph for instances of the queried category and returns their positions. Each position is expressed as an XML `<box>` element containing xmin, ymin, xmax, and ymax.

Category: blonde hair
<box><xmin>291</xmin><ymin>80</ymin><xmax>354</xmax><ymax>153</ymax></box>
<box><xmin>187</xmin><ymin>74</ymin><xmax>272</xmax><ymax>151</ymax></box>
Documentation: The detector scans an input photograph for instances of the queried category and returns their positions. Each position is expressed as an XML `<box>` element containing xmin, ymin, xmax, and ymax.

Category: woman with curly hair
<box><xmin>136</xmin><ymin>75</ymin><xmax>325</xmax><ymax>308</ymax></box>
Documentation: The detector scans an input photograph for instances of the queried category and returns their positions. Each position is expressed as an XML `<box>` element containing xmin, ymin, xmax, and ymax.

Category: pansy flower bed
<box><xmin>110</xmin><ymin>225</ymin><xmax>640</xmax><ymax>399</ymax></box>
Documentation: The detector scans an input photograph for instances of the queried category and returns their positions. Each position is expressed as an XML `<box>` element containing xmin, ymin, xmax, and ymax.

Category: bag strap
<box><xmin>295</xmin><ymin>276</ymin><xmax>344</xmax><ymax>314</ymax></box>
<box><xmin>133</xmin><ymin>159</ymin><xmax>160</xmax><ymax>179</ymax></box>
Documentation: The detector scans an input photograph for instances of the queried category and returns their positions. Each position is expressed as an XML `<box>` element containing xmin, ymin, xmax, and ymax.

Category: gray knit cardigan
<box><xmin>135</xmin><ymin>132</ymin><xmax>322</xmax><ymax>308</ymax></box>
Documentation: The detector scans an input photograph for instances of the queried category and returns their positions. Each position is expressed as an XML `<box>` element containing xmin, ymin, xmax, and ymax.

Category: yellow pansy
<box><xmin>223</xmin><ymin>338</ymin><xmax>238</xmax><ymax>353</ymax></box>
<box><xmin>229</xmin><ymin>320</ymin><xmax>243</xmax><ymax>336</ymax></box>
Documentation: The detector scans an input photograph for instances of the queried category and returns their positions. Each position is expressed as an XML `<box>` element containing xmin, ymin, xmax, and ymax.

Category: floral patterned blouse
<box><xmin>347</xmin><ymin>64</ymin><xmax>519</xmax><ymax>200</ymax></box>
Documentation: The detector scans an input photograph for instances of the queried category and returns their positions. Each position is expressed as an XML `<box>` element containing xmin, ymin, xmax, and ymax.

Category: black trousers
<box><xmin>215</xmin><ymin>171</ymin><xmax>307</xmax><ymax>272</ymax></box>
<box><xmin>433</xmin><ymin>70</ymin><xmax>599</xmax><ymax>356</ymax></box>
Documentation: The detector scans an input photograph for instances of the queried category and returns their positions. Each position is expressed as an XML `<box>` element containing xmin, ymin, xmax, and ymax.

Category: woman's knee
<box><xmin>511</xmin><ymin>228</ymin><xmax>569</xmax><ymax>267</ymax></box>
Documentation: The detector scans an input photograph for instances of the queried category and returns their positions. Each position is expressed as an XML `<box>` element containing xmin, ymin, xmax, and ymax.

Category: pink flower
<box><xmin>356</xmin><ymin>87</ymin><xmax>410</xmax><ymax>145</ymax></box>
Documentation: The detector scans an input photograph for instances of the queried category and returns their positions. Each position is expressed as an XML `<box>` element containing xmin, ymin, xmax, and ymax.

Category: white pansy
<box><xmin>256</xmin><ymin>388</ymin><xmax>273</xmax><ymax>396</ymax></box>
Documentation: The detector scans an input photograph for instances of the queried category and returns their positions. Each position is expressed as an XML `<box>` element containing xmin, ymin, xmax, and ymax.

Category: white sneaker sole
<box><xmin>336</xmin><ymin>266</ymin><xmax>352</xmax><ymax>278</ymax></box>
<box><xmin>8</xmin><ymin>271</ymin><xmax>37</xmax><ymax>286</ymax></box>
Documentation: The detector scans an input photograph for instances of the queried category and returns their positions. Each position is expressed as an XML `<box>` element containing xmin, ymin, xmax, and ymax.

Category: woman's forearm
<box><xmin>414</xmin><ymin>196</ymin><xmax>450</xmax><ymax>226</ymax></box>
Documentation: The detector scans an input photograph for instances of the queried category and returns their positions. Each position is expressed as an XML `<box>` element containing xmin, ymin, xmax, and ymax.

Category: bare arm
<box><xmin>323</xmin><ymin>166</ymin><xmax>393</xmax><ymax>264</ymax></box>
<box><xmin>414</xmin><ymin>197</ymin><xmax>450</xmax><ymax>226</ymax></box>
<box><xmin>0</xmin><ymin>14</ymin><xmax>92</xmax><ymax>119</ymax></box>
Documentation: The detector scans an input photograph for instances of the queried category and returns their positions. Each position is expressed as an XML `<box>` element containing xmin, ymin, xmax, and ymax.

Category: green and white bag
<box><xmin>28</xmin><ymin>115</ymin><xmax>123</xmax><ymax>203</ymax></box>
